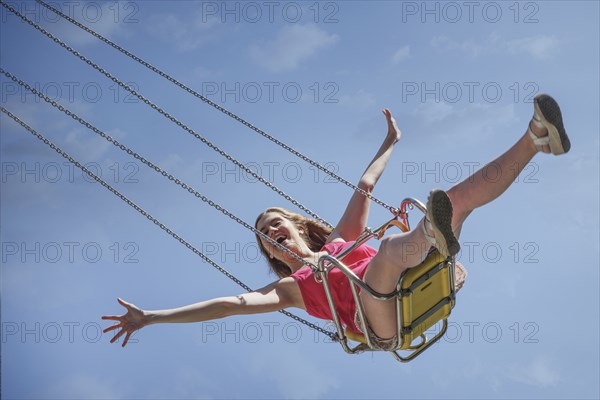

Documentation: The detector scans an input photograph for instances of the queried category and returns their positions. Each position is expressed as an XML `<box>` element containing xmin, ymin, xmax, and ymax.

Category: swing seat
<box><xmin>316</xmin><ymin>197</ymin><xmax>464</xmax><ymax>362</ymax></box>
<box><xmin>400</xmin><ymin>249</ymin><xmax>454</xmax><ymax>349</ymax></box>
<box><xmin>345</xmin><ymin>250</ymin><xmax>453</xmax><ymax>349</ymax></box>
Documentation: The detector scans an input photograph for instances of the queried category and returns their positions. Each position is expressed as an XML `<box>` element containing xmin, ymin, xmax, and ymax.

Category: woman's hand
<box><xmin>102</xmin><ymin>298</ymin><xmax>148</xmax><ymax>347</ymax></box>
<box><xmin>326</xmin><ymin>108</ymin><xmax>402</xmax><ymax>243</ymax></box>
<box><xmin>383</xmin><ymin>108</ymin><xmax>401</xmax><ymax>143</ymax></box>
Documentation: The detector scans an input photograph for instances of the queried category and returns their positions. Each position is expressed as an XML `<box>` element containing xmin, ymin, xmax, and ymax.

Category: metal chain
<box><xmin>0</xmin><ymin>1</ymin><xmax>332</xmax><ymax>229</ymax></box>
<box><xmin>0</xmin><ymin>67</ymin><xmax>318</xmax><ymax>274</ymax></box>
<box><xmin>0</xmin><ymin>105</ymin><xmax>338</xmax><ymax>342</ymax></box>
<box><xmin>33</xmin><ymin>0</ymin><xmax>400</xmax><ymax>216</ymax></box>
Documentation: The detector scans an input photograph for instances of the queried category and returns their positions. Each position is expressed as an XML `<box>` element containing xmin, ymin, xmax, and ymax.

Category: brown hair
<box><xmin>255</xmin><ymin>207</ymin><xmax>333</xmax><ymax>279</ymax></box>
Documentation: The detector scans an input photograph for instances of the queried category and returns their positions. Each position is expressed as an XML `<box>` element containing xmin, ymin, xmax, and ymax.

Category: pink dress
<box><xmin>291</xmin><ymin>241</ymin><xmax>377</xmax><ymax>334</ymax></box>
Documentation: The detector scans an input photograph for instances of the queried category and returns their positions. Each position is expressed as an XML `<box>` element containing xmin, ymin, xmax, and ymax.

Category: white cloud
<box><xmin>416</xmin><ymin>101</ymin><xmax>518</xmax><ymax>127</ymax></box>
<box><xmin>392</xmin><ymin>45</ymin><xmax>411</xmax><ymax>64</ymax></box>
<box><xmin>338</xmin><ymin>89</ymin><xmax>376</xmax><ymax>110</ymax></box>
<box><xmin>410</xmin><ymin>101</ymin><xmax>519</xmax><ymax>146</ymax></box>
<box><xmin>1</xmin><ymin>99</ymin><xmax>93</xmax><ymax>161</ymax></box>
<box><xmin>507</xmin><ymin>355</ymin><xmax>562</xmax><ymax>388</ymax></box>
<box><xmin>64</xmin><ymin>126</ymin><xmax>126</xmax><ymax>162</ymax></box>
<box><xmin>412</xmin><ymin>101</ymin><xmax>456</xmax><ymax>125</ymax></box>
<box><xmin>504</xmin><ymin>35</ymin><xmax>562</xmax><ymax>60</ymax></box>
<box><xmin>158</xmin><ymin>153</ymin><xmax>185</xmax><ymax>173</ymax></box>
<box><xmin>430</xmin><ymin>356</ymin><xmax>484</xmax><ymax>389</ymax></box>
<box><xmin>191</xmin><ymin>65</ymin><xmax>221</xmax><ymax>81</ymax></box>
<box><xmin>249</xmin><ymin>346</ymin><xmax>340</xmax><ymax>398</ymax></box>
<box><xmin>430</xmin><ymin>35</ymin><xmax>482</xmax><ymax>59</ymax></box>
<box><xmin>431</xmin><ymin>33</ymin><xmax>562</xmax><ymax>60</ymax></box>
<box><xmin>0</xmin><ymin>95</ymin><xmax>51</xmax><ymax>132</ymax></box>
<box><xmin>42</xmin><ymin>373</ymin><xmax>126</xmax><ymax>399</ymax></box>
<box><xmin>47</xmin><ymin>2</ymin><xmax>128</xmax><ymax>47</ymax></box>
<box><xmin>249</xmin><ymin>25</ymin><xmax>339</xmax><ymax>72</ymax></box>
<box><xmin>169</xmin><ymin>367</ymin><xmax>225</xmax><ymax>398</ymax></box>
<box><xmin>148</xmin><ymin>11</ymin><xmax>221</xmax><ymax>52</ymax></box>
<box><xmin>411</xmin><ymin>101</ymin><xmax>455</xmax><ymax>125</ymax></box>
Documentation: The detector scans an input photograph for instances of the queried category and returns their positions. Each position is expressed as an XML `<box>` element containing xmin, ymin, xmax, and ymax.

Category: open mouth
<box><xmin>275</xmin><ymin>234</ymin><xmax>287</xmax><ymax>244</ymax></box>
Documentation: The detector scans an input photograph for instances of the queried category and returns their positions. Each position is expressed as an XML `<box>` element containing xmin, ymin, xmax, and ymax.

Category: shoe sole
<box><xmin>534</xmin><ymin>94</ymin><xmax>571</xmax><ymax>155</ymax></box>
<box><xmin>427</xmin><ymin>190</ymin><xmax>460</xmax><ymax>257</ymax></box>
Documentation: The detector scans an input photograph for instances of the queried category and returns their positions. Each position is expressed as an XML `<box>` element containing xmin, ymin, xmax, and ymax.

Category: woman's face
<box><xmin>256</xmin><ymin>211</ymin><xmax>306</xmax><ymax>262</ymax></box>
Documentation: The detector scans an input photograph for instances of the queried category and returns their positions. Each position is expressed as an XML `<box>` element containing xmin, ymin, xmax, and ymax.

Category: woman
<box><xmin>102</xmin><ymin>94</ymin><xmax>570</xmax><ymax>349</ymax></box>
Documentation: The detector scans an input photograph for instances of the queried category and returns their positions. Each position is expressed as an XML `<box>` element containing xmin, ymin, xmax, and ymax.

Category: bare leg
<box><xmin>360</xmin><ymin>226</ymin><xmax>432</xmax><ymax>339</ymax></box>
<box><xmin>447</xmin><ymin>90</ymin><xmax>574</xmax><ymax>235</ymax></box>
<box><xmin>448</xmin><ymin>122</ymin><xmax>543</xmax><ymax>236</ymax></box>
<box><xmin>362</xmin><ymin>119</ymin><xmax>552</xmax><ymax>340</ymax></box>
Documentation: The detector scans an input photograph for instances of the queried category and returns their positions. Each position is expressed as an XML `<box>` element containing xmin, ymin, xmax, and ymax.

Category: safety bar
<box><xmin>392</xmin><ymin>320</ymin><xmax>448</xmax><ymax>362</ymax></box>
<box><xmin>315</xmin><ymin>197</ymin><xmax>457</xmax><ymax>361</ymax></box>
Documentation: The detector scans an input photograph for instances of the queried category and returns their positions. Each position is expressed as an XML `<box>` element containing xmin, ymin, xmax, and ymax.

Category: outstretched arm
<box><xmin>327</xmin><ymin>109</ymin><xmax>401</xmax><ymax>243</ymax></box>
<box><xmin>102</xmin><ymin>277</ymin><xmax>301</xmax><ymax>347</ymax></box>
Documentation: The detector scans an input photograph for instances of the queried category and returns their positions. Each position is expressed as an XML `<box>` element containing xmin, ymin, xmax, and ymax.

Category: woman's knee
<box><xmin>378</xmin><ymin>235</ymin><xmax>424</xmax><ymax>267</ymax></box>
<box><xmin>378</xmin><ymin>235</ymin><xmax>404</xmax><ymax>262</ymax></box>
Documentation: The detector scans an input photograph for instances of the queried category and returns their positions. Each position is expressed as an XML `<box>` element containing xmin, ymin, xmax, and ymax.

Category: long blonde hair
<box><xmin>255</xmin><ymin>207</ymin><xmax>333</xmax><ymax>279</ymax></box>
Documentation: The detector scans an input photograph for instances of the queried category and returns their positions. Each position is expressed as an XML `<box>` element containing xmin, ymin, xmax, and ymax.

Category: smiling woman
<box><xmin>2</xmin><ymin>0</ymin><xmax>597</xmax><ymax>396</ymax></box>
<box><xmin>103</xmin><ymin>95</ymin><xmax>571</xmax><ymax>354</ymax></box>
<box><xmin>255</xmin><ymin>207</ymin><xmax>333</xmax><ymax>278</ymax></box>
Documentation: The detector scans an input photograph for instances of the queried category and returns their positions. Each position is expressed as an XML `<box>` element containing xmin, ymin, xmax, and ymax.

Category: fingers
<box><xmin>103</xmin><ymin>323</ymin><xmax>121</xmax><ymax>334</ymax></box>
<box><xmin>117</xmin><ymin>298</ymin><xmax>132</xmax><ymax>309</ymax></box>
<box><xmin>122</xmin><ymin>332</ymin><xmax>132</xmax><ymax>347</ymax></box>
<box><xmin>110</xmin><ymin>328</ymin><xmax>127</xmax><ymax>344</ymax></box>
<box><xmin>105</xmin><ymin>299</ymin><xmax>139</xmax><ymax>347</ymax></box>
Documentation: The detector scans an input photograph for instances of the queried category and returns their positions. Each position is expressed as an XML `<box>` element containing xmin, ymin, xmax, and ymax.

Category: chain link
<box><xmin>1</xmin><ymin>1</ymin><xmax>333</xmax><ymax>228</ymax></box>
<box><xmin>0</xmin><ymin>105</ymin><xmax>338</xmax><ymax>342</ymax></box>
<box><xmin>0</xmin><ymin>67</ymin><xmax>320</xmax><ymax>274</ymax></box>
<box><xmin>32</xmin><ymin>0</ymin><xmax>399</xmax><ymax>216</ymax></box>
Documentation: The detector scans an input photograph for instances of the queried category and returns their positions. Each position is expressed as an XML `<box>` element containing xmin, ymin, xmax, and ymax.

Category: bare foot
<box><xmin>528</xmin><ymin>118</ymin><xmax>551</xmax><ymax>154</ymax></box>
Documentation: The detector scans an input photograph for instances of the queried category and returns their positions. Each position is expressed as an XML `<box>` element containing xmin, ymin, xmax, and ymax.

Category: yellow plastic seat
<box><xmin>343</xmin><ymin>250</ymin><xmax>452</xmax><ymax>348</ymax></box>
<box><xmin>316</xmin><ymin>197</ymin><xmax>463</xmax><ymax>362</ymax></box>
<box><xmin>397</xmin><ymin>250</ymin><xmax>452</xmax><ymax>350</ymax></box>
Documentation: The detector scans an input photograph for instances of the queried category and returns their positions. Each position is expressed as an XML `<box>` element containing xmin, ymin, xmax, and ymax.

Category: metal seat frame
<box><xmin>316</xmin><ymin>197</ymin><xmax>458</xmax><ymax>362</ymax></box>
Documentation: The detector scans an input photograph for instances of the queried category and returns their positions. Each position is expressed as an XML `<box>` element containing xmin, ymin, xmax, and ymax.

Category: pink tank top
<box><xmin>291</xmin><ymin>241</ymin><xmax>378</xmax><ymax>334</ymax></box>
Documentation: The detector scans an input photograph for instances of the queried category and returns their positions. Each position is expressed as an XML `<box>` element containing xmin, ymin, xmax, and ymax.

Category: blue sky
<box><xmin>1</xmin><ymin>0</ymin><xmax>599</xmax><ymax>399</ymax></box>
